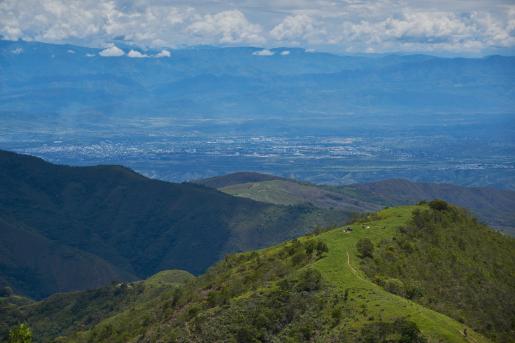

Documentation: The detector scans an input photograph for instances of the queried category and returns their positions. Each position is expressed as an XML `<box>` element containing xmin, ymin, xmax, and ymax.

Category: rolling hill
<box><xmin>196</xmin><ymin>173</ymin><xmax>515</xmax><ymax>235</ymax></box>
<box><xmin>3</xmin><ymin>203</ymin><xmax>513</xmax><ymax>342</ymax></box>
<box><xmin>0</xmin><ymin>150</ymin><xmax>349</xmax><ymax>298</ymax></box>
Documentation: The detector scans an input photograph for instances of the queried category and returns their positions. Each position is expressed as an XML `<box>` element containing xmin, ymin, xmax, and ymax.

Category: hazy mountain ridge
<box><xmin>1</xmin><ymin>40</ymin><xmax>514</xmax><ymax>119</ymax></box>
<box><xmin>196</xmin><ymin>173</ymin><xmax>515</xmax><ymax>235</ymax></box>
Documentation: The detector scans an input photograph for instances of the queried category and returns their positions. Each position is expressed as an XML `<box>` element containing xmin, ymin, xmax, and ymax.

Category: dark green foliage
<box><xmin>0</xmin><ymin>150</ymin><xmax>348</xmax><ymax>298</ymax></box>
<box><xmin>295</xmin><ymin>269</ymin><xmax>322</xmax><ymax>292</ymax></box>
<box><xmin>428</xmin><ymin>199</ymin><xmax>449</xmax><ymax>211</ymax></box>
<box><xmin>0</xmin><ymin>270</ymin><xmax>193</xmax><ymax>343</ymax></box>
<box><xmin>0</xmin><ymin>287</ymin><xmax>13</xmax><ymax>297</ymax></box>
<box><xmin>7</xmin><ymin>324</ymin><xmax>32</xmax><ymax>343</ymax></box>
<box><xmin>374</xmin><ymin>276</ymin><xmax>406</xmax><ymax>297</ymax></box>
<box><xmin>360</xmin><ymin>319</ymin><xmax>426</xmax><ymax>343</ymax></box>
<box><xmin>356</xmin><ymin>238</ymin><xmax>374</xmax><ymax>258</ymax></box>
<box><xmin>316</xmin><ymin>241</ymin><xmax>329</xmax><ymax>255</ymax></box>
<box><xmin>361</xmin><ymin>205</ymin><xmax>515</xmax><ymax>342</ymax></box>
<box><xmin>283</xmin><ymin>238</ymin><xmax>328</xmax><ymax>266</ymax></box>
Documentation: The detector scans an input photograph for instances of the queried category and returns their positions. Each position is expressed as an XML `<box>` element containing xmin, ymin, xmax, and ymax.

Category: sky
<box><xmin>1</xmin><ymin>0</ymin><xmax>514</xmax><ymax>55</ymax></box>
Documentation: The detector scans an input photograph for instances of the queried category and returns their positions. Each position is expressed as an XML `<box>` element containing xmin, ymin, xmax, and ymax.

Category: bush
<box><xmin>394</xmin><ymin>319</ymin><xmax>427</xmax><ymax>343</ymax></box>
<box><xmin>295</xmin><ymin>269</ymin><xmax>322</xmax><ymax>292</ymax></box>
<box><xmin>360</xmin><ymin>319</ymin><xmax>426</xmax><ymax>343</ymax></box>
<box><xmin>291</xmin><ymin>250</ymin><xmax>308</xmax><ymax>265</ymax></box>
<box><xmin>8</xmin><ymin>324</ymin><xmax>32</xmax><ymax>343</ymax></box>
<box><xmin>356</xmin><ymin>238</ymin><xmax>374</xmax><ymax>258</ymax></box>
<box><xmin>428</xmin><ymin>199</ymin><xmax>449</xmax><ymax>211</ymax></box>
<box><xmin>304</xmin><ymin>240</ymin><xmax>316</xmax><ymax>255</ymax></box>
<box><xmin>316</xmin><ymin>241</ymin><xmax>329</xmax><ymax>255</ymax></box>
<box><xmin>383</xmin><ymin>278</ymin><xmax>406</xmax><ymax>297</ymax></box>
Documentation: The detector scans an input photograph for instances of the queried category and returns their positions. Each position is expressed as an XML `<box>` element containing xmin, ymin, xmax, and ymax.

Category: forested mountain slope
<box><xmin>0</xmin><ymin>150</ymin><xmax>348</xmax><ymax>298</ymax></box>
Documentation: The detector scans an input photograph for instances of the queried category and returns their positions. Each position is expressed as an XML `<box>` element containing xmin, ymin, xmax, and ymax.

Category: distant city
<box><xmin>2</xmin><ymin>115</ymin><xmax>514</xmax><ymax>189</ymax></box>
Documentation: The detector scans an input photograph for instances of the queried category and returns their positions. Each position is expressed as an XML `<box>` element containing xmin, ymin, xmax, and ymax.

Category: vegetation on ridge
<box><xmin>3</xmin><ymin>204</ymin><xmax>513</xmax><ymax>343</ymax></box>
<box><xmin>359</xmin><ymin>201</ymin><xmax>515</xmax><ymax>342</ymax></box>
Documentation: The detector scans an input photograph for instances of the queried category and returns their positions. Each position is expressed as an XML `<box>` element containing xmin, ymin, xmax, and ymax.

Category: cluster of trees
<box><xmin>356</xmin><ymin>238</ymin><xmax>374</xmax><ymax>258</ymax></box>
<box><xmin>361</xmin><ymin>319</ymin><xmax>427</xmax><ymax>343</ymax></box>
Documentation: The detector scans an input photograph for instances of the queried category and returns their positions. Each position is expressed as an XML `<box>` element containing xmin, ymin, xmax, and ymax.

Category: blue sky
<box><xmin>1</xmin><ymin>0</ymin><xmax>514</xmax><ymax>55</ymax></box>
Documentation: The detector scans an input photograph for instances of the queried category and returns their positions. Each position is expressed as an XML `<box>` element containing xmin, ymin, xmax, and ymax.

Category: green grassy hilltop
<box><xmin>3</xmin><ymin>203</ymin><xmax>513</xmax><ymax>342</ymax></box>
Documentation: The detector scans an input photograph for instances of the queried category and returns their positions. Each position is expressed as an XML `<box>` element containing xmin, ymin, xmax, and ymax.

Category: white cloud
<box><xmin>331</xmin><ymin>8</ymin><xmax>515</xmax><ymax>53</ymax></box>
<box><xmin>11</xmin><ymin>47</ymin><xmax>23</xmax><ymax>54</ymax></box>
<box><xmin>0</xmin><ymin>0</ymin><xmax>513</xmax><ymax>55</ymax></box>
<box><xmin>186</xmin><ymin>10</ymin><xmax>264</xmax><ymax>44</ymax></box>
<box><xmin>67</xmin><ymin>49</ymin><xmax>75</xmax><ymax>54</ymax></box>
<box><xmin>280</xmin><ymin>50</ymin><xmax>290</xmax><ymax>55</ymax></box>
<box><xmin>155</xmin><ymin>49</ymin><xmax>171</xmax><ymax>58</ymax></box>
<box><xmin>85</xmin><ymin>53</ymin><xmax>95</xmax><ymax>57</ymax></box>
<box><xmin>271</xmin><ymin>14</ymin><xmax>320</xmax><ymax>43</ymax></box>
<box><xmin>127</xmin><ymin>49</ymin><xmax>148</xmax><ymax>58</ymax></box>
<box><xmin>99</xmin><ymin>45</ymin><xmax>124</xmax><ymax>57</ymax></box>
<box><xmin>252</xmin><ymin>49</ymin><xmax>274</xmax><ymax>56</ymax></box>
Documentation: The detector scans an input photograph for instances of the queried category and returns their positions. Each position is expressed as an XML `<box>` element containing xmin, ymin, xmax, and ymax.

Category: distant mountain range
<box><xmin>1</xmin><ymin>40</ymin><xmax>514</xmax><ymax>121</ymax></box>
<box><xmin>196</xmin><ymin>172</ymin><xmax>515</xmax><ymax>235</ymax></box>
<box><xmin>0</xmin><ymin>150</ymin><xmax>348</xmax><ymax>298</ymax></box>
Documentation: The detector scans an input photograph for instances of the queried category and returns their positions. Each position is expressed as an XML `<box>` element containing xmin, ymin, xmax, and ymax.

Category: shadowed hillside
<box><xmin>0</xmin><ymin>150</ymin><xmax>349</xmax><ymax>298</ymax></box>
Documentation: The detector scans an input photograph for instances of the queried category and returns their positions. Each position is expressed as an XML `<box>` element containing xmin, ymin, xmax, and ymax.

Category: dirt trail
<box><xmin>346</xmin><ymin>251</ymin><xmax>366</xmax><ymax>282</ymax></box>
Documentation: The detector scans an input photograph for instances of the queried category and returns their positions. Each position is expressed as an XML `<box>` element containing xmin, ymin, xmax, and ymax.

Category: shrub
<box><xmin>394</xmin><ymin>319</ymin><xmax>427</xmax><ymax>343</ymax></box>
<box><xmin>304</xmin><ymin>240</ymin><xmax>317</xmax><ymax>255</ymax></box>
<box><xmin>428</xmin><ymin>199</ymin><xmax>449</xmax><ymax>211</ymax></box>
<box><xmin>356</xmin><ymin>238</ymin><xmax>374</xmax><ymax>258</ymax></box>
<box><xmin>316</xmin><ymin>241</ymin><xmax>329</xmax><ymax>255</ymax></box>
<box><xmin>8</xmin><ymin>324</ymin><xmax>32</xmax><ymax>343</ymax></box>
<box><xmin>383</xmin><ymin>278</ymin><xmax>406</xmax><ymax>297</ymax></box>
<box><xmin>360</xmin><ymin>319</ymin><xmax>426</xmax><ymax>343</ymax></box>
<box><xmin>291</xmin><ymin>250</ymin><xmax>308</xmax><ymax>265</ymax></box>
<box><xmin>295</xmin><ymin>269</ymin><xmax>322</xmax><ymax>292</ymax></box>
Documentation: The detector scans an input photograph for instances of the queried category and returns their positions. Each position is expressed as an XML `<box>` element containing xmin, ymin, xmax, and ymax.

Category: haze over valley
<box><xmin>1</xmin><ymin>40</ymin><xmax>514</xmax><ymax>188</ymax></box>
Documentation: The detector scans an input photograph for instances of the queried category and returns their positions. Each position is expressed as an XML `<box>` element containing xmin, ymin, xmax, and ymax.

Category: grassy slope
<box><xmin>357</xmin><ymin>205</ymin><xmax>515</xmax><ymax>342</ymax></box>
<box><xmin>63</xmin><ymin>206</ymin><xmax>490</xmax><ymax>343</ymax></box>
<box><xmin>313</xmin><ymin>206</ymin><xmax>488</xmax><ymax>343</ymax></box>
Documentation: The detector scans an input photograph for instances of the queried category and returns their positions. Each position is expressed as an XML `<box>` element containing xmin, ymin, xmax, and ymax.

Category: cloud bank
<box><xmin>99</xmin><ymin>45</ymin><xmax>124</xmax><ymax>57</ymax></box>
<box><xmin>0</xmin><ymin>0</ymin><xmax>514</xmax><ymax>55</ymax></box>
